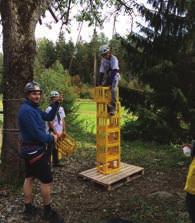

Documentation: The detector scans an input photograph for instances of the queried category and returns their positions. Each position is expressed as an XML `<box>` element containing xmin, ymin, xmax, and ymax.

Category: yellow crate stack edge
<box><xmin>94</xmin><ymin>87</ymin><xmax>121</xmax><ymax>174</ymax></box>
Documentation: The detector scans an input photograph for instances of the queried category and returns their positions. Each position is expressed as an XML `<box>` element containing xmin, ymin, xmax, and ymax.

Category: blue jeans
<box><xmin>111</xmin><ymin>74</ymin><xmax>120</xmax><ymax>106</ymax></box>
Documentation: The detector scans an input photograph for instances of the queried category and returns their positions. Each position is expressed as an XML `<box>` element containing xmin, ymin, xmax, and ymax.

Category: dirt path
<box><xmin>0</xmin><ymin>149</ymin><xmax>190</xmax><ymax>223</ymax></box>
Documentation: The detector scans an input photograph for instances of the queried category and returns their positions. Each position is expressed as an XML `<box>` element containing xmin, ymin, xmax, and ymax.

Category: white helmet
<box><xmin>99</xmin><ymin>45</ymin><xmax>110</xmax><ymax>55</ymax></box>
<box><xmin>50</xmin><ymin>90</ymin><xmax>60</xmax><ymax>98</ymax></box>
<box><xmin>24</xmin><ymin>81</ymin><xmax>42</xmax><ymax>93</ymax></box>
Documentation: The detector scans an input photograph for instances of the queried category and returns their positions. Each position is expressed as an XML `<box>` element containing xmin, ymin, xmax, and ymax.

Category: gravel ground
<box><xmin>0</xmin><ymin>150</ymin><xmax>190</xmax><ymax>223</ymax></box>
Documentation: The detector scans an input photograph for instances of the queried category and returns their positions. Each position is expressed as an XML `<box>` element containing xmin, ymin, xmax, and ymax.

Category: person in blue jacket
<box><xmin>18</xmin><ymin>81</ymin><xmax>64</xmax><ymax>223</ymax></box>
<box><xmin>97</xmin><ymin>45</ymin><xmax>120</xmax><ymax>115</ymax></box>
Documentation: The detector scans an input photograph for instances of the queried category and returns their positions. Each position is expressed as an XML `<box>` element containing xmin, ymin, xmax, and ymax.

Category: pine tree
<box><xmin>122</xmin><ymin>0</ymin><xmax>195</xmax><ymax>143</ymax></box>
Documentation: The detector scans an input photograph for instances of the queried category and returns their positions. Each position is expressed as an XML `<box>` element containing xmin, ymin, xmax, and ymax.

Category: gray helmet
<box><xmin>24</xmin><ymin>81</ymin><xmax>42</xmax><ymax>93</ymax></box>
<box><xmin>99</xmin><ymin>44</ymin><xmax>110</xmax><ymax>55</ymax></box>
<box><xmin>50</xmin><ymin>90</ymin><xmax>60</xmax><ymax>98</ymax></box>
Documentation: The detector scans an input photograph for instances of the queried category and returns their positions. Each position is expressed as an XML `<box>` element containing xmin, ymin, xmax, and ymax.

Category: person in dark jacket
<box><xmin>18</xmin><ymin>81</ymin><xmax>64</xmax><ymax>223</ymax></box>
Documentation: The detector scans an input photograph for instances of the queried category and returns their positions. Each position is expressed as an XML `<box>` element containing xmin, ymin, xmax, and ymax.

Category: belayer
<box><xmin>18</xmin><ymin>81</ymin><xmax>64</xmax><ymax>223</ymax></box>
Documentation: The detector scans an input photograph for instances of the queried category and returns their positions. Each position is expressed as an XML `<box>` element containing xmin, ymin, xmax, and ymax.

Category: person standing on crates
<box><xmin>46</xmin><ymin>91</ymin><xmax>66</xmax><ymax>167</ymax></box>
<box><xmin>97</xmin><ymin>44</ymin><xmax>120</xmax><ymax>115</ymax></box>
<box><xmin>18</xmin><ymin>81</ymin><xmax>64</xmax><ymax>223</ymax></box>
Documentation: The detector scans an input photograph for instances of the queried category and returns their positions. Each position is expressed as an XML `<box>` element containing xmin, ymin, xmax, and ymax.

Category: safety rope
<box><xmin>3</xmin><ymin>98</ymin><xmax>24</xmax><ymax>101</ymax></box>
<box><xmin>1</xmin><ymin>128</ymin><xmax>20</xmax><ymax>132</ymax></box>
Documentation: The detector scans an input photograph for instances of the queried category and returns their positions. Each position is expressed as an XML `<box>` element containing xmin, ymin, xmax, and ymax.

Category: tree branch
<box><xmin>64</xmin><ymin>0</ymin><xmax>72</xmax><ymax>25</ymax></box>
<box><xmin>116</xmin><ymin>0</ymin><xmax>134</xmax><ymax>13</ymax></box>
<box><xmin>89</xmin><ymin>0</ymin><xmax>101</xmax><ymax>25</ymax></box>
<box><xmin>0</xmin><ymin>0</ymin><xmax>2</xmax><ymax>13</ymax></box>
<box><xmin>48</xmin><ymin>6</ymin><xmax>58</xmax><ymax>23</ymax></box>
<box><xmin>39</xmin><ymin>18</ymin><xmax>42</xmax><ymax>24</ymax></box>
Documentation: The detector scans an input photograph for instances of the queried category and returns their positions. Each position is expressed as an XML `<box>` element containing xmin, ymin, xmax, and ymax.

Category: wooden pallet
<box><xmin>79</xmin><ymin>162</ymin><xmax>144</xmax><ymax>190</ymax></box>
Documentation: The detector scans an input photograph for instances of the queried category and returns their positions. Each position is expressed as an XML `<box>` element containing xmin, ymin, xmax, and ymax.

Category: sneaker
<box><xmin>109</xmin><ymin>110</ymin><xmax>116</xmax><ymax>116</ymax></box>
<box><xmin>107</xmin><ymin>104</ymin><xmax>116</xmax><ymax>116</ymax></box>
<box><xmin>107</xmin><ymin>104</ymin><xmax>113</xmax><ymax>113</ymax></box>
<box><xmin>44</xmin><ymin>208</ymin><xmax>64</xmax><ymax>223</ymax></box>
<box><xmin>23</xmin><ymin>205</ymin><xmax>39</xmax><ymax>217</ymax></box>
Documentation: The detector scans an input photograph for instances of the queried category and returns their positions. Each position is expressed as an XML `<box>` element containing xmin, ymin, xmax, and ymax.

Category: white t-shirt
<box><xmin>99</xmin><ymin>55</ymin><xmax>119</xmax><ymax>74</ymax></box>
<box><xmin>45</xmin><ymin>106</ymin><xmax>66</xmax><ymax>134</ymax></box>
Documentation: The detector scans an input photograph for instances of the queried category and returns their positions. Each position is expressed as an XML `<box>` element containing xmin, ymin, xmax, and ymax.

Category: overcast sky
<box><xmin>35</xmin><ymin>12</ymin><xmax>134</xmax><ymax>44</ymax></box>
<box><xmin>0</xmin><ymin>0</ymin><xmax>147</xmax><ymax>52</ymax></box>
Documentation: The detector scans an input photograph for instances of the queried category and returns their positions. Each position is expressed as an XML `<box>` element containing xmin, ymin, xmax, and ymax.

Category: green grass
<box><xmin>75</xmin><ymin>100</ymin><xmax>96</xmax><ymax>133</ymax></box>
<box><xmin>76</xmin><ymin>100</ymin><xmax>96</xmax><ymax>113</ymax></box>
<box><xmin>121</xmin><ymin>141</ymin><xmax>189</xmax><ymax>223</ymax></box>
<box><xmin>121</xmin><ymin>140</ymin><xmax>188</xmax><ymax>170</ymax></box>
<box><xmin>75</xmin><ymin>99</ymin><xmax>136</xmax><ymax>134</ymax></box>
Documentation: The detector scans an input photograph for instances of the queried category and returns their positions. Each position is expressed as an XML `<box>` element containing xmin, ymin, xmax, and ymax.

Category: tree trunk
<box><xmin>0</xmin><ymin>0</ymin><xmax>51</xmax><ymax>182</ymax></box>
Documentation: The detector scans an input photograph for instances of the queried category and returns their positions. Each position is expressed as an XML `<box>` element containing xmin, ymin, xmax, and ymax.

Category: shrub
<box><xmin>34</xmin><ymin>61</ymin><xmax>80</xmax><ymax>133</ymax></box>
<box><xmin>122</xmin><ymin>108</ymin><xmax>187</xmax><ymax>144</ymax></box>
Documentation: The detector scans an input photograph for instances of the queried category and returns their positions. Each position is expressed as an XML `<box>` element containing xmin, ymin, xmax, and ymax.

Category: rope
<box><xmin>1</xmin><ymin>128</ymin><xmax>20</xmax><ymax>132</ymax></box>
<box><xmin>112</xmin><ymin>15</ymin><xmax>117</xmax><ymax>37</ymax></box>
<box><xmin>3</xmin><ymin>98</ymin><xmax>24</xmax><ymax>101</ymax></box>
<box><xmin>68</xmin><ymin>21</ymin><xmax>84</xmax><ymax>72</ymax></box>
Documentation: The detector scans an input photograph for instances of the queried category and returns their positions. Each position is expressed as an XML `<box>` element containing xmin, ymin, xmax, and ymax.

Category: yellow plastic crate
<box><xmin>96</xmin><ymin>159</ymin><xmax>120</xmax><ymax>174</ymax></box>
<box><xmin>96</xmin><ymin>143</ymin><xmax>120</xmax><ymax>154</ymax></box>
<box><xmin>96</xmin><ymin>144</ymin><xmax>121</xmax><ymax>169</ymax></box>
<box><xmin>96</xmin><ymin>153</ymin><xmax>120</xmax><ymax>163</ymax></box>
<box><xmin>94</xmin><ymin>87</ymin><xmax>119</xmax><ymax>103</ymax></box>
<box><xmin>93</xmin><ymin>86</ymin><xmax>121</xmax><ymax>175</ymax></box>
<box><xmin>56</xmin><ymin>133</ymin><xmax>76</xmax><ymax>156</ymax></box>
<box><xmin>96</xmin><ymin>129</ymin><xmax>120</xmax><ymax>146</ymax></box>
<box><xmin>96</xmin><ymin>145</ymin><xmax>120</xmax><ymax>163</ymax></box>
<box><xmin>97</xmin><ymin>116</ymin><xmax>120</xmax><ymax>132</ymax></box>
<box><xmin>96</xmin><ymin>102</ymin><xmax>121</xmax><ymax>117</ymax></box>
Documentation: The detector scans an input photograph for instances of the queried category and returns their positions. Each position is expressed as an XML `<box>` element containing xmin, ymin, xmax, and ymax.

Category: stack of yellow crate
<box><xmin>56</xmin><ymin>133</ymin><xmax>76</xmax><ymax>157</ymax></box>
<box><xmin>94</xmin><ymin>87</ymin><xmax>121</xmax><ymax>174</ymax></box>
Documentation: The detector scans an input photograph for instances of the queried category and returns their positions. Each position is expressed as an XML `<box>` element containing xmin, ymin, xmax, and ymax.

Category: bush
<box><xmin>34</xmin><ymin>61</ymin><xmax>81</xmax><ymax>133</ymax></box>
<box><xmin>122</xmin><ymin>108</ymin><xmax>187</xmax><ymax>144</ymax></box>
<box><xmin>79</xmin><ymin>84</ymin><xmax>94</xmax><ymax>99</ymax></box>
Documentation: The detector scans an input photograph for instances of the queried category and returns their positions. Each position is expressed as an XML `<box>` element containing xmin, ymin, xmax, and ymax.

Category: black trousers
<box><xmin>186</xmin><ymin>192</ymin><xmax>195</xmax><ymax>223</ymax></box>
<box><xmin>24</xmin><ymin>150</ymin><xmax>53</xmax><ymax>183</ymax></box>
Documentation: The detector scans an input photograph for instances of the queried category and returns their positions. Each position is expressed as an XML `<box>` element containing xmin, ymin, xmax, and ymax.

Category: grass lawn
<box><xmin>75</xmin><ymin>100</ymin><xmax>96</xmax><ymax>133</ymax></box>
<box><xmin>76</xmin><ymin>100</ymin><xmax>96</xmax><ymax>113</ymax></box>
<box><xmin>75</xmin><ymin>99</ymin><xmax>136</xmax><ymax>134</ymax></box>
